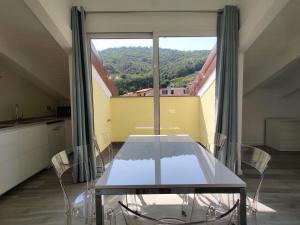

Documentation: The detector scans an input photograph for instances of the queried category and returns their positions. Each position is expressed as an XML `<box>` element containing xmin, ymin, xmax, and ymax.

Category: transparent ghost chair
<box><xmin>94</xmin><ymin>133</ymin><xmax>115</xmax><ymax>165</ymax></box>
<box><xmin>181</xmin><ymin>133</ymin><xmax>227</xmax><ymax>217</ymax></box>
<box><xmin>51</xmin><ymin>146</ymin><xmax>93</xmax><ymax>225</ymax></box>
<box><xmin>93</xmin><ymin>136</ymin><xmax>124</xmax><ymax>224</ymax></box>
<box><xmin>206</xmin><ymin>133</ymin><xmax>227</xmax><ymax>158</ymax></box>
<box><xmin>51</xmin><ymin>146</ymin><xmax>117</xmax><ymax>225</ymax></box>
<box><xmin>241</xmin><ymin>144</ymin><xmax>271</xmax><ymax>215</ymax></box>
<box><xmin>193</xmin><ymin>144</ymin><xmax>271</xmax><ymax>224</ymax></box>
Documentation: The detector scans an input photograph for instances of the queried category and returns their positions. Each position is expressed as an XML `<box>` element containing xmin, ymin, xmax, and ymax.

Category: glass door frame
<box><xmin>87</xmin><ymin>32</ymin><xmax>207</xmax><ymax>135</ymax></box>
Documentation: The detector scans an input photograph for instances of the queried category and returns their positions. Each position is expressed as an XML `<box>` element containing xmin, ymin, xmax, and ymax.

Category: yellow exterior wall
<box><xmin>92</xmin><ymin>66</ymin><xmax>112</xmax><ymax>151</ymax></box>
<box><xmin>199</xmin><ymin>82</ymin><xmax>216</xmax><ymax>148</ymax></box>
<box><xmin>110</xmin><ymin>97</ymin><xmax>206</xmax><ymax>142</ymax></box>
<box><xmin>160</xmin><ymin>97</ymin><xmax>204</xmax><ymax>142</ymax></box>
<box><xmin>111</xmin><ymin>97</ymin><xmax>154</xmax><ymax>141</ymax></box>
<box><xmin>93</xmin><ymin>79</ymin><xmax>215</xmax><ymax>146</ymax></box>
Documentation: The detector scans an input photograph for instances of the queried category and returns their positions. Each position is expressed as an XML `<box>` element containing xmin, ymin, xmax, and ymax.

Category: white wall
<box><xmin>242</xmin><ymin>89</ymin><xmax>300</xmax><ymax>145</ymax></box>
<box><xmin>0</xmin><ymin>68</ymin><xmax>58</xmax><ymax>122</ymax></box>
<box><xmin>238</xmin><ymin>0</ymin><xmax>260</xmax><ymax>26</ymax></box>
<box><xmin>86</xmin><ymin>12</ymin><xmax>217</xmax><ymax>35</ymax></box>
<box><xmin>73</xmin><ymin>0</ymin><xmax>238</xmax><ymax>12</ymax></box>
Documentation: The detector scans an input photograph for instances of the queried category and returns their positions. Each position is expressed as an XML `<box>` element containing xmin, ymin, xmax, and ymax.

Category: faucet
<box><xmin>15</xmin><ymin>104</ymin><xmax>23</xmax><ymax>123</ymax></box>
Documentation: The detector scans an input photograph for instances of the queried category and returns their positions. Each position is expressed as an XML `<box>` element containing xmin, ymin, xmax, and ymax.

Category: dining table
<box><xmin>95</xmin><ymin>134</ymin><xmax>247</xmax><ymax>225</ymax></box>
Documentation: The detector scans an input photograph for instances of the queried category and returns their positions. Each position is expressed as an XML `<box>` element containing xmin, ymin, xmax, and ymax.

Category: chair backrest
<box><xmin>94</xmin><ymin>133</ymin><xmax>114</xmax><ymax>162</ymax></box>
<box><xmin>208</xmin><ymin>133</ymin><xmax>227</xmax><ymax>158</ymax></box>
<box><xmin>51</xmin><ymin>148</ymin><xmax>91</xmax><ymax>219</ymax></box>
<box><xmin>214</xmin><ymin>133</ymin><xmax>227</xmax><ymax>148</ymax></box>
<box><xmin>51</xmin><ymin>150</ymin><xmax>72</xmax><ymax>178</ymax></box>
<box><xmin>241</xmin><ymin>145</ymin><xmax>271</xmax><ymax>175</ymax></box>
<box><xmin>93</xmin><ymin>136</ymin><xmax>106</xmax><ymax>177</ymax></box>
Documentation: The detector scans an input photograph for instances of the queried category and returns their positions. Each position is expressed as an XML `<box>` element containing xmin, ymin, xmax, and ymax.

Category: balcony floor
<box><xmin>0</xmin><ymin>146</ymin><xmax>299</xmax><ymax>225</ymax></box>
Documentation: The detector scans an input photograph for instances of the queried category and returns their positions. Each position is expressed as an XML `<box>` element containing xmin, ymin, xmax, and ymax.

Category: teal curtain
<box><xmin>215</xmin><ymin>6</ymin><xmax>239</xmax><ymax>172</ymax></box>
<box><xmin>71</xmin><ymin>6</ymin><xmax>96</xmax><ymax>182</ymax></box>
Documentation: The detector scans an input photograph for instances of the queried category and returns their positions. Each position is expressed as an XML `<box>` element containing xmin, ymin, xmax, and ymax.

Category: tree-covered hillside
<box><xmin>99</xmin><ymin>47</ymin><xmax>210</xmax><ymax>95</ymax></box>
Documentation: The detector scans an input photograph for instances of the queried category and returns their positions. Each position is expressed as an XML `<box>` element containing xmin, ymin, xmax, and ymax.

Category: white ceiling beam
<box><xmin>24</xmin><ymin>0</ymin><xmax>72</xmax><ymax>53</ymax></box>
<box><xmin>239</xmin><ymin>0</ymin><xmax>290</xmax><ymax>53</ymax></box>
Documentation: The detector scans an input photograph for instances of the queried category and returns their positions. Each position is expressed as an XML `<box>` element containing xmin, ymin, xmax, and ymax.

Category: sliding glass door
<box><xmin>90</xmin><ymin>34</ymin><xmax>216</xmax><ymax>141</ymax></box>
<box><xmin>90</xmin><ymin>34</ymin><xmax>155</xmax><ymax>142</ymax></box>
<box><xmin>158</xmin><ymin>37</ymin><xmax>217</xmax><ymax>139</ymax></box>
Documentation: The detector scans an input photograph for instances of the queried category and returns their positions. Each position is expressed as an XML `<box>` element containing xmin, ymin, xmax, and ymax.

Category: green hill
<box><xmin>99</xmin><ymin>47</ymin><xmax>210</xmax><ymax>95</ymax></box>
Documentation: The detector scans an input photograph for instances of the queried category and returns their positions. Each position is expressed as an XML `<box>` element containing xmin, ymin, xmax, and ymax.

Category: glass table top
<box><xmin>96</xmin><ymin>135</ymin><xmax>245</xmax><ymax>189</ymax></box>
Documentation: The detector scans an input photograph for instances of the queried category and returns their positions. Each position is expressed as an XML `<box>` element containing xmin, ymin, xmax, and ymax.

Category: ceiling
<box><xmin>0</xmin><ymin>0</ymin><xmax>69</xmax><ymax>99</ymax></box>
<box><xmin>259</xmin><ymin>56</ymin><xmax>300</xmax><ymax>90</ymax></box>
<box><xmin>72</xmin><ymin>0</ymin><xmax>238</xmax><ymax>12</ymax></box>
<box><xmin>244</xmin><ymin>0</ymin><xmax>300</xmax><ymax>96</ymax></box>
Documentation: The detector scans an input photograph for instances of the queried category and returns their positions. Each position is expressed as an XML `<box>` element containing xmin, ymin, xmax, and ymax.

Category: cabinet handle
<box><xmin>53</xmin><ymin>127</ymin><xmax>60</xmax><ymax>131</ymax></box>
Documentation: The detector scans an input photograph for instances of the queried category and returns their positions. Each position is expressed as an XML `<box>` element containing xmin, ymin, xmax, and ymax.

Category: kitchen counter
<box><xmin>0</xmin><ymin>116</ymin><xmax>71</xmax><ymax>195</ymax></box>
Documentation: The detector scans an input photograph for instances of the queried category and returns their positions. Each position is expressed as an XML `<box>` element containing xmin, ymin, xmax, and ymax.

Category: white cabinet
<box><xmin>0</xmin><ymin>124</ymin><xmax>49</xmax><ymax>195</ymax></box>
<box><xmin>48</xmin><ymin>121</ymin><xmax>66</xmax><ymax>161</ymax></box>
<box><xmin>265</xmin><ymin>118</ymin><xmax>300</xmax><ymax>151</ymax></box>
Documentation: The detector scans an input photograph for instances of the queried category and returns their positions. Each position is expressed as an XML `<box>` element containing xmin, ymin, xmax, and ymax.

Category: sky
<box><xmin>92</xmin><ymin>37</ymin><xmax>216</xmax><ymax>51</ymax></box>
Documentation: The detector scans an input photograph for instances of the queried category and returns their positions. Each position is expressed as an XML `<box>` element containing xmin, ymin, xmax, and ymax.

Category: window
<box><xmin>159</xmin><ymin>37</ymin><xmax>217</xmax><ymax>97</ymax></box>
<box><xmin>90</xmin><ymin>35</ymin><xmax>216</xmax><ymax>135</ymax></box>
<box><xmin>91</xmin><ymin>38</ymin><xmax>153</xmax><ymax>97</ymax></box>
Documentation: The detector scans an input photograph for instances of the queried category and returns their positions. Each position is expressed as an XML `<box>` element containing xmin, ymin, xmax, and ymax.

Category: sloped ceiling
<box><xmin>0</xmin><ymin>0</ymin><xmax>69</xmax><ymax>100</ymax></box>
<box><xmin>244</xmin><ymin>0</ymin><xmax>300</xmax><ymax>96</ymax></box>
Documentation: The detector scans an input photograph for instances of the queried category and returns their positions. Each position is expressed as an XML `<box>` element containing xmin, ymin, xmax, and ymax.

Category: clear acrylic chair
<box><xmin>241</xmin><ymin>145</ymin><xmax>271</xmax><ymax>215</ymax></box>
<box><xmin>206</xmin><ymin>133</ymin><xmax>227</xmax><ymax>158</ymax></box>
<box><xmin>96</xmin><ymin>132</ymin><xmax>115</xmax><ymax>163</ymax></box>
<box><xmin>119</xmin><ymin>199</ymin><xmax>239</xmax><ymax>225</ymax></box>
<box><xmin>181</xmin><ymin>133</ymin><xmax>227</xmax><ymax>217</ymax></box>
<box><xmin>51</xmin><ymin>147</ymin><xmax>93</xmax><ymax>225</ymax></box>
<box><xmin>52</xmin><ymin>146</ymin><xmax>117</xmax><ymax>225</ymax></box>
<box><xmin>196</xmin><ymin>144</ymin><xmax>271</xmax><ymax>224</ymax></box>
<box><xmin>93</xmin><ymin>135</ymin><xmax>124</xmax><ymax>223</ymax></box>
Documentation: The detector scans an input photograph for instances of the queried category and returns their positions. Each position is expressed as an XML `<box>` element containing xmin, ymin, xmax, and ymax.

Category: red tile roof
<box><xmin>135</xmin><ymin>88</ymin><xmax>153</xmax><ymax>93</ymax></box>
<box><xmin>189</xmin><ymin>45</ymin><xmax>216</xmax><ymax>96</ymax></box>
<box><xmin>91</xmin><ymin>44</ymin><xmax>118</xmax><ymax>96</ymax></box>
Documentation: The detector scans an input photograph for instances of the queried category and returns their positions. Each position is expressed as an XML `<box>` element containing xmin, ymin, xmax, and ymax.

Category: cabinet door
<box><xmin>19</xmin><ymin>124</ymin><xmax>48</xmax><ymax>154</ymax></box>
<box><xmin>18</xmin><ymin>125</ymin><xmax>49</xmax><ymax>180</ymax></box>
<box><xmin>0</xmin><ymin>130</ymin><xmax>21</xmax><ymax>195</ymax></box>
<box><xmin>0</xmin><ymin>157</ymin><xmax>21</xmax><ymax>194</ymax></box>
<box><xmin>48</xmin><ymin>122</ymin><xmax>66</xmax><ymax>160</ymax></box>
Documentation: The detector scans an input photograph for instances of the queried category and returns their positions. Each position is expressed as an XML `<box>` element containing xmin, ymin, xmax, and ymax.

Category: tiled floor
<box><xmin>0</xmin><ymin>145</ymin><xmax>299</xmax><ymax>225</ymax></box>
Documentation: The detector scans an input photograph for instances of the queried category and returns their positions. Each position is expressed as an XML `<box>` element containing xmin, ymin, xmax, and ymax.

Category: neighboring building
<box><xmin>135</xmin><ymin>88</ymin><xmax>153</xmax><ymax>96</ymax></box>
<box><xmin>160</xmin><ymin>87</ymin><xmax>188</xmax><ymax>96</ymax></box>
<box><xmin>123</xmin><ymin>88</ymin><xmax>153</xmax><ymax>96</ymax></box>
<box><xmin>124</xmin><ymin>87</ymin><xmax>189</xmax><ymax>96</ymax></box>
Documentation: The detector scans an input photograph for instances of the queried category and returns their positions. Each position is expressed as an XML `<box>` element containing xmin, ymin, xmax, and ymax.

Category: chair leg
<box><xmin>66</xmin><ymin>212</ymin><xmax>72</xmax><ymax>225</ymax></box>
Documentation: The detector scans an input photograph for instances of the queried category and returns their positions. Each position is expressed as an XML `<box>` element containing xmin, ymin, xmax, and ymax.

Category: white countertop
<box><xmin>0</xmin><ymin>117</ymin><xmax>69</xmax><ymax>133</ymax></box>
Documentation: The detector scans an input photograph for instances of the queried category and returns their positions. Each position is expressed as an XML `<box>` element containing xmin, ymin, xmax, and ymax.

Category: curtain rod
<box><xmin>86</xmin><ymin>9</ymin><xmax>223</xmax><ymax>14</ymax></box>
